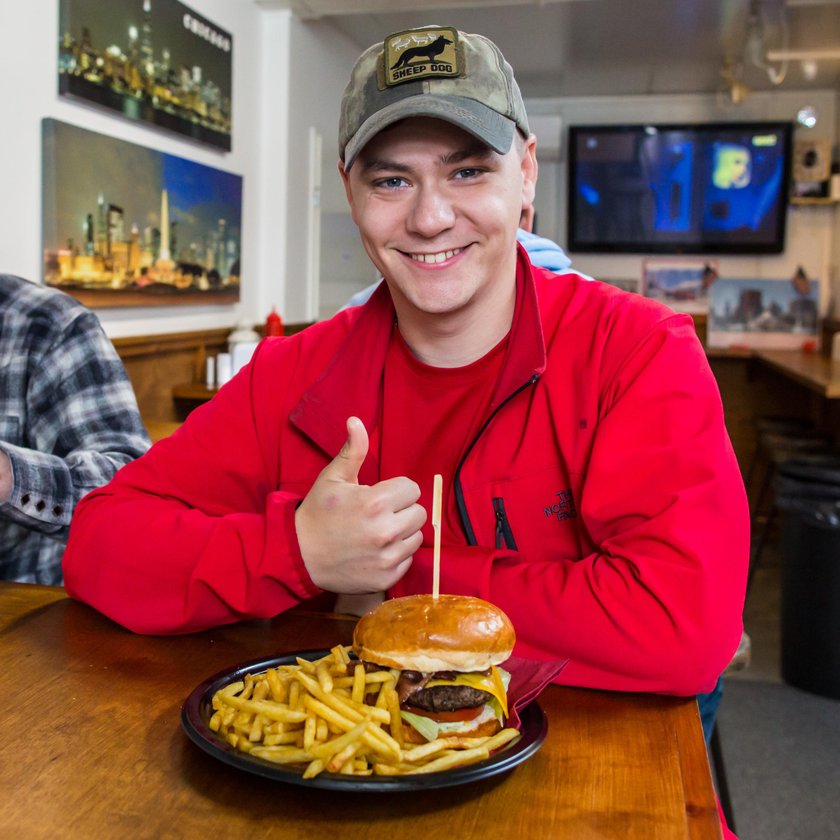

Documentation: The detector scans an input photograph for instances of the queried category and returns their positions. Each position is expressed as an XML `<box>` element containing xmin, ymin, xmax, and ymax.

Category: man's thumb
<box><xmin>326</xmin><ymin>416</ymin><xmax>369</xmax><ymax>484</ymax></box>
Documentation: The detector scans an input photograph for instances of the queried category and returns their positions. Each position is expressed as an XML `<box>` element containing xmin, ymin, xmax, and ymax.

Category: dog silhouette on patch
<box><xmin>391</xmin><ymin>35</ymin><xmax>453</xmax><ymax>69</ymax></box>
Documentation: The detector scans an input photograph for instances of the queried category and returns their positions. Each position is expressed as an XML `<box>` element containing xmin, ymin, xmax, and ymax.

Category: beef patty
<box><xmin>406</xmin><ymin>684</ymin><xmax>492</xmax><ymax>713</ymax></box>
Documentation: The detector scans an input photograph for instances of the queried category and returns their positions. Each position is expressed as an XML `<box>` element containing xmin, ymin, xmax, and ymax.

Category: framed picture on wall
<box><xmin>58</xmin><ymin>0</ymin><xmax>232</xmax><ymax>151</ymax></box>
<box><xmin>707</xmin><ymin>273</ymin><xmax>820</xmax><ymax>350</ymax></box>
<box><xmin>42</xmin><ymin>118</ymin><xmax>242</xmax><ymax>308</ymax></box>
<box><xmin>641</xmin><ymin>258</ymin><xmax>718</xmax><ymax>315</ymax></box>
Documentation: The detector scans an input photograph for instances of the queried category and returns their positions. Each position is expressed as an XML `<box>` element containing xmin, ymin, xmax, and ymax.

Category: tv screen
<box><xmin>567</xmin><ymin>121</ymin><xmax>792</xmax><ymax>255</ymax></box>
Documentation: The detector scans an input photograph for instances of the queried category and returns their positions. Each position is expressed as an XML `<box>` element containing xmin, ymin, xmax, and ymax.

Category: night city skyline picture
<box><xmin>59</xmin><ymin>0</ymin><xmax>232</xmax><ymax>151</ymax></box>
<box><xmin>42</xmin><ymin>119</ymin><xmax>242</xmax><ymax>308</ymax></box>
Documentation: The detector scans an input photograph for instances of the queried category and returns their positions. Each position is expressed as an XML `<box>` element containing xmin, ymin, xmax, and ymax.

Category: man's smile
<box><xmin>407</xmin><ymin>247</ymin><xmax>464</xmax><ymax>264</ymax></box>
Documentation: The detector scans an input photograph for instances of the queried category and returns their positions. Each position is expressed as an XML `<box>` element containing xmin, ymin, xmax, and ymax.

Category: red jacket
<box><xmin>63</xmin><ymin>248</ymin><xmax>748</xmax><ymax>695</ymax></box>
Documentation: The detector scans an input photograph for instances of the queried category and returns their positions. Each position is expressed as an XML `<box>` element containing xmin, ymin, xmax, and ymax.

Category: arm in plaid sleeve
<box><xmin>0</xmin><ymin>307</ymin><xmax>149</xmax><ymax>536</ymax></box>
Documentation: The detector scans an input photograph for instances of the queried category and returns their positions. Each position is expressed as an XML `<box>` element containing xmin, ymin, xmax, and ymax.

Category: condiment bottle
<box><xmin>265</xmin><ymin>307</ymin><xmax>283</xmax><ymax>337</ymax></box>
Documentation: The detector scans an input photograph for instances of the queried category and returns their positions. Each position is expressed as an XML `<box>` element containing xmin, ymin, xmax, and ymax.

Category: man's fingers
<box><xmin>388</xmin><ymin>503</ymin><xmax>427</xmax><ymax>542</ymax></box>
<box><xmin>372</xmin><ymin>476</ymin><xmax>424</xmax><ymax>512</ymax></box>
<box><xmin>322</xmin><ymin>416</ymin><xmax>369</xmax><ymax>485</ymax></box>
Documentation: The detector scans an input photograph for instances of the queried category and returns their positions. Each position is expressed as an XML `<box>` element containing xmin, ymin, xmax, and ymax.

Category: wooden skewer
<box><xmin>432</xmin><ymin>474</ymin><xmax>442</xmax><ymax>599</ymax></box>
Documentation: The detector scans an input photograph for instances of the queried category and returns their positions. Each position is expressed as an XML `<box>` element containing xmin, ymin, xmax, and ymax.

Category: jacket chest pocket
<box><xmin>493</xmin><ymin>497</ymin><xmax>517</xmax><ymax>549</ymax></box>
<box><xmin>466</xmin><ymin>464</ymin><xmax>587</xmax><ymax>558</ymax></box>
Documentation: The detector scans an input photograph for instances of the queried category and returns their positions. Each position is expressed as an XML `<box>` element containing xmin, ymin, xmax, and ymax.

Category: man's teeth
<box><xmin>410</xmin><ymin>248</ymin><xmax>462</xmax><ymax>264</ymax></box>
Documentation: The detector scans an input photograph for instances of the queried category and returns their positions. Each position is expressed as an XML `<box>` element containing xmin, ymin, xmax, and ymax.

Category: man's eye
<box><xmin>375</xmin><ymin>176</ymin><xmax>407</xmax><ymax>189</ymax></box>
<box><xmin>454</xmin><ymin>167</ymin><xmax>483</xmax><ymax>180</ymax></box>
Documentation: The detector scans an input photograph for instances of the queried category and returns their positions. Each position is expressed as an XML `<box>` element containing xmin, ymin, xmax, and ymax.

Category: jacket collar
<box><xmin>290</xmin><ymin>244</ymin><xmax>546</xmax><ymax>478</ymax></box>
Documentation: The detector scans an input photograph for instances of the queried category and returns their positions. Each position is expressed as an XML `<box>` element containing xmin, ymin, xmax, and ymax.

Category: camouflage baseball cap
<box><xmin>339</xmin><ymin>25</ymin><xmax>530</xmax><ymax>169</ymax></box>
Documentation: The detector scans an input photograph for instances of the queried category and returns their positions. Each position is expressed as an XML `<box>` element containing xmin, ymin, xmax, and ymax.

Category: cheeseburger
<box><xmin>352</xmin><ymin>594</ymin><xmax>515</xmax><ymax>743</ymax></box>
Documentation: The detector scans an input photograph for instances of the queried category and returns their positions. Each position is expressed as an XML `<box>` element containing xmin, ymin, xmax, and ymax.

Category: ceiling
<box><xmin>256</xmin><ymin>0</ymin><xmax>840</xmax><ymax>100</ymax></box>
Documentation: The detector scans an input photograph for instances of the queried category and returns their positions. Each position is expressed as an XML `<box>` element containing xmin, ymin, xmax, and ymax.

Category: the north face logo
<box><xmin>544</xmin><ymin>490</ymin><xmax>577</xmax><ymax>521</ymax></box>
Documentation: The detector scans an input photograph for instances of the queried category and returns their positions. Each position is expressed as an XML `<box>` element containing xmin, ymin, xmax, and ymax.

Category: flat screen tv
<box><xmin>567</xmin><ymin>121</ymin><xmax>792</xmax><ymax>255</ymax></box>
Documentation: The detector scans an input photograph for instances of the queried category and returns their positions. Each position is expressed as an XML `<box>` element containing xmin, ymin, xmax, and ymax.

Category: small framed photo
<box><xmin>642</xmin><ymin>258</ymin><xmax>718</xmax><ymax>314</ymax></box>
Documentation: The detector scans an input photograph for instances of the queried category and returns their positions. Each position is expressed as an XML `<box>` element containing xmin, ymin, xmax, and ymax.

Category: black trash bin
<box><xmin>775</xmin><ymin>455</ymin><xmax>840</xmax><ymax>700</ymax></box>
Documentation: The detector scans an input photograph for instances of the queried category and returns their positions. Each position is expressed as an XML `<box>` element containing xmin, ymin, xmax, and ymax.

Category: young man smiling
<box><xmin>63</xmin><ymin>25</ymin><xmax>748</xmax><ymax>751</ymax></box>
<box><xmin>339</xmin><ymin>119</ymin><xmax>535</xmax><ymax>363</ymax></box>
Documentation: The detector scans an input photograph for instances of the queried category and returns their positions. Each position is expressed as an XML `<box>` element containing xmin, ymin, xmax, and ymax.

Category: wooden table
<box><xmin>0</xmin><ymin>583</ymin><xmax>722</xmax><ymax>839</ymax></box>
<box><xmin>755</xmin><ymin>348</ymin><xmax>840</xmax><ymax>399</ymax></box>
<box><xmin>171</xmin><ymin>382</ymin><xmax>217</xmax><ymax>419</ymax></box>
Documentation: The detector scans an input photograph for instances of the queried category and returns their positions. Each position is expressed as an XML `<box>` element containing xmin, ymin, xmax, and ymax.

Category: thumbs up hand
<box><xmin>295</xmin><ymin>417</ymin><xmax>426</xmax><ymax>593</ymax></box>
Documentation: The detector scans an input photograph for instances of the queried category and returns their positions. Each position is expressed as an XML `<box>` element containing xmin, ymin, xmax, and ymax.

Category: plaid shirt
<box><xmin>0</xmin><ymin>275</ymin><xmax>149</xmax><ymax>584</ymax></box>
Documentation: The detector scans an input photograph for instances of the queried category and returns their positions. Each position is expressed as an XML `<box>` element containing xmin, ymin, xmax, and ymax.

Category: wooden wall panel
<box><xmin>113</xmin><ymin>324</ymin><xmax>311</xmax><ymax>424</ymax></box>
<box><xmin>114</xmin><ymin>329</ymin><xmax>229</xmax><ymax>423</ymax></box>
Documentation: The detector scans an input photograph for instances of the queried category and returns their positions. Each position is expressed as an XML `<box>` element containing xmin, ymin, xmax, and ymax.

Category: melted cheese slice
<box><xmin>424</xmin><ymin>665</ymin><xmax>509</xmax><ymax>717</ymax></box>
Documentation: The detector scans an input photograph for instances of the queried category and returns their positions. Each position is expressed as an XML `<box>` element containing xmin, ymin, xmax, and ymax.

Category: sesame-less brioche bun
<box><xmin>352</xmin><ymin>594</ymin><xmax>515</xmax><ymax>672</ymax></box>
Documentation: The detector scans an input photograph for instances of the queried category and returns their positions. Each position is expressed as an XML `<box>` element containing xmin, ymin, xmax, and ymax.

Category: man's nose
<box><xmin>407</xmin><ymin>186</ymin><xmax>455</xmax><ymax>237</ymax></box>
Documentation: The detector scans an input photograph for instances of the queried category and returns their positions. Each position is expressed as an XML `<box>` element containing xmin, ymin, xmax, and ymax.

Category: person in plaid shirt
<box><xmin>0</xmin><ymin>274</ymin><xmax>149</xmax><ymax>583</ymax></box>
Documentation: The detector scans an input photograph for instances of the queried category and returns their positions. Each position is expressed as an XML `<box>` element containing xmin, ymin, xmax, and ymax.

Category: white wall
<box><xmin>0</xmin><ymin>0</ymin><xmax>277</xmax><ymax>339</ymax></box>
<box><xmin>282</xmin><ymin>17</ymin><xmax>362</xmax><ymax>322</ymax></box>
<box><xmin>4</xmin><ymin>6</ymin><xmax>838</xmax><ymax>337</ymax></box>
<box><xmin>528</xmin><ymin>90</ymin><xmax>840</xmax><ymax>307</ymax></box>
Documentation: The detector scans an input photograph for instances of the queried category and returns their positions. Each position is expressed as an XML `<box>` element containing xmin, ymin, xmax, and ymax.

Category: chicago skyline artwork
<box><xmin>42</xmin><ymin>118</ymin><xmax>242</xmax><ymax>307</ymax></box>
<box><xmin>59</xmin><ymin>0</ymin><xmax>232</xmax><ymax>150</ymax></box>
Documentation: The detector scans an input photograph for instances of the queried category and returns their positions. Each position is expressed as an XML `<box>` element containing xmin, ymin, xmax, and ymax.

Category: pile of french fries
<box><xmin>209</xmin><ymin>644</ymin><xmax>519</xmax><ymax>778</ymax></box>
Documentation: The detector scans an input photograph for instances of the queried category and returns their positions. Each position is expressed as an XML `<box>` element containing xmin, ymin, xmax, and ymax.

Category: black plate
<box><xmin>181</xmin><ymin>649</ymin><xmax>548</xmax><ymax>791</ymax></box>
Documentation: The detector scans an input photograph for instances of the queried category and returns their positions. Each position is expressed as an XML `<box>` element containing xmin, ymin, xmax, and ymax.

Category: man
<box><xmin>64</xmin><ymin>27</ymin><xmax>748</xmax><ymax>704</ymax></box>
<box><xmin>1</xmin><ymin>274</ymin><xmax>149</xmax><ymax>583</ymax></box>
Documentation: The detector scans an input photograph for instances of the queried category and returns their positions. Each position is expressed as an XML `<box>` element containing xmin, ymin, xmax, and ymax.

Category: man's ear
<box><xmin>338</xmin><ymin>159</ymin><xmax>359</xmax><ymax>225</ymax></box>
<box><xmin>520</xmin><ymin>133</ymin><xmax>538</xmax><ymax>216</ymax></box>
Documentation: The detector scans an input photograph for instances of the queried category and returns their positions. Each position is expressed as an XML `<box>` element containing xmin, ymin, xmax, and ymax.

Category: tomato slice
<box><xmin>400</xmin><ymin>703</ymin><xmax>484</xmax><ymax>722</ymax></box>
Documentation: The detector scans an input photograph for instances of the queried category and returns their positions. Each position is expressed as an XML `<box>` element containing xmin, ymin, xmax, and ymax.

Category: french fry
<box><xmin>331</xmin><ymin>644</ymin><xmax>350</xmax><ymax>667</ymax></box>
<box><xmin>295</xmin><ymin>656</ymin><xmax>318</xmax><ymax>674</ymax></box>
<box><xmin>316</xmin><ymin>661</ymin><xmax>334</xmax><ymax>694</ymax></box>
<box><xmin>351</xmin><ymin>663</ymin><xmax>366</xmax><ymax>705</ymax></box>
<box><xmin>405</xmin><ymin>746</ymin><xmax>490</xmax><ymax>774</ymax></box>
<box><xmin>262</xmin><ymin>730</ymin><xmax>299</xmax><ymax>746</ymax></box>
<box><xmin>303</xmin><ymin>758</ymin><xmax>325</xmax><ymax>779</ymax></box>
<box><xmin>295</xmin><ymin>670</ymin><xmax>390</xmax><ymax>725</ymax></box>
<box><xmin>374</xmin><ymin>680</ymin><xmax>391</xmax><ymax>709</ymax></box>
<box><xmin>265</xmin><ymin>668</ymin><xmax>286</xmax><ymax>703</ymax></box>
<box><xmin>384</xmin><ymin>685</ymin><xmax>404</xmax><ymax>747</ymax></box>
<box><xmin>216</xmin><ymin>692</ymin><xmax>308</xmax><ymax>723</ymax></box>
<box><xmin>302</xmin><ymin>714</ymin><xmax>317</xmax><ymax>751</ymax></box>
<box><xmin>470</xmin><ymin>728</ymin><xmax>520</xmax><ymax>753</ymax></box>
<box><xmin>248</xmin><ymin>712</ymin><xmax>267</xmax><ymax>742</ymax></box>
<box><xmin>309</xmin><ymin>720</ymin><xmax>368</xmax><ymax>763</ymax></box>
<box><xmin>328</xmin><ymin>742</ymin><xmax>360</xmax><ymax>773</ymax></box>
<box><xmin>401</xmin><ymin>738</ymin><xmax>452</xmax><ymax>763</ymax></box>
<box><xmin>249</xmin><ymin>746</ymin><xmax>313</xmax><ymax>764</ymax></box>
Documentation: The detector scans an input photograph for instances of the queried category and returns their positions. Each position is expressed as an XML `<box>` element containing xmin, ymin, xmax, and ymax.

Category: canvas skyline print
<box><xmin>59</xmin><ymin>0</ymin><xmax>232</xmax><ymax>150</ymax></box>
<box><xmin>707</xmin><ymin>274</ymin><xmax>819</xmax><ymax>350</ymax></box>
<box><xmin>42</xmin><ymin>119</ymin><xmax>242</xmax><ymax>307</ymax></box>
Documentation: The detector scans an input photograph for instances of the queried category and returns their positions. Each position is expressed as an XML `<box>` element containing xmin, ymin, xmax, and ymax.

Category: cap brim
<box><xmin>343</xmin><ymin>94</ymin><xmax>516</xmax><ymax>169</ymax></box>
